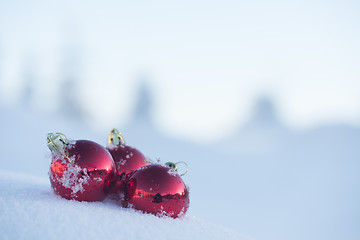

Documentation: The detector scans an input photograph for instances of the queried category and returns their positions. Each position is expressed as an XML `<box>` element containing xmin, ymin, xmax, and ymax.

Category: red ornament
<box><xmin>122</xmin><ymin>164</ymin><xmax>190</xmax><ymax>218</ymax></box>
<box><xmin>47</xmin><ymin>133</ymin><xmax>116</xmax><ymax>202</ymax></box>
<box><xmin>106</xmin><ymin>129</ymin><xmax>148</xmax><ymax>198</ymax></box>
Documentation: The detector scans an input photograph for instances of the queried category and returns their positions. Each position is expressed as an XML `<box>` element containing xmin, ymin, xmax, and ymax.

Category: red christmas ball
<box><xmin>106</xmin><ymin>129</ymin><xmax>148</xmax><ymax>198</ymax></box>
<box><xmin>48</xmin><ymin>133</ymin><xmax>116</xmax><ymax>202</ymax></box>
<box><xmin>122</xmin><ymin>164</ymin><xmax>190</xmax><ymax>218</ymax></box>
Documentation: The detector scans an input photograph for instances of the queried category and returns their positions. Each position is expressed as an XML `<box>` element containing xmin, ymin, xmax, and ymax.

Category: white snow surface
<box><xmin>0</xmin><ymin>170</ymin><xmax>245</xmax><ymax>240</ymax></box>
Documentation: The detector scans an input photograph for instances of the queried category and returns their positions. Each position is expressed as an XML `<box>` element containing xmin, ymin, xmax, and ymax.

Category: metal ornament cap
<box><xmin>122</xmin><ymin>164</ymin><xmax>190</xmax><ymax>218</ymax></box>
<box><xmin>49</xmin><ymin>139</ymin><xmax>116</xmax><ymax>202</ymax></box>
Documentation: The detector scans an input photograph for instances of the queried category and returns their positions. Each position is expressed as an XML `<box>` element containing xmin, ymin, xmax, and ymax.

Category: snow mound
<box><xmin>0</xmin><ymin>170</ymin><xmax>247</xmax><ymax>240</ymax></box>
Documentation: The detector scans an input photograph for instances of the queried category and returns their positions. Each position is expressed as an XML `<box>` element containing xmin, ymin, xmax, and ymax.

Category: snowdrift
<box><xmin>0</xmin><ymin>170</ymin><xmax>246</xmax><ymax>240</ymax></box>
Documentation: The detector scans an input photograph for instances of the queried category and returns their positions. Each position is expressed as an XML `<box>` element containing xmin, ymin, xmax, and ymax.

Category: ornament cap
<box><xmin>107</xmin><ymin>128</ymin><xmax>126</xmax><ymax>147</ymax></box>
<box><xmin>47</xmin><ymin>132</ymin><xmax>74</xmax><ymax>164</ymax></box>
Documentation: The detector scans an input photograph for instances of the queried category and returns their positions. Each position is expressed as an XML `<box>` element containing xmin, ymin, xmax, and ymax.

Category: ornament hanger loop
<box><xmin>108</xmin><ymin>128</ymin><xmax>126</xmax><ymax>146</ymax></box>
<box><xmin>165</xmin><ymin>161</ymin><xmax>188</xmax><ymax>176</ymax></box>
<box><xmin>47</xmin><ymin>133</ymin><xmax>74</xmax><ymax>164</ymax></box>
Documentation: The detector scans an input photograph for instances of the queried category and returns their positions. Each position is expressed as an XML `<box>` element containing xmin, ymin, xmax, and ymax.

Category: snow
<box><xmin>50</xmin><ymin>162</ymin><xmax>89</xmax><ymax>196</ymax></box>
<box><xmin>167</xmin><ymin>168</ymin><xmax>179</xmax><ymax>177</ymax></box>
<box><xmin>0</xmin><ymin>169</ymin><xmax>245</xmax><ymax>240</ymax></box>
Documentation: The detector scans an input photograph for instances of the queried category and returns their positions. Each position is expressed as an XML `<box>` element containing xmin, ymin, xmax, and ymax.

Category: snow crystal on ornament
<box><xmin>127</xmin><ymin>202</ymin><xmax>135</xmax><ymax>209</ymax></box>
<box><xmin>117</xmin><ymin>159</ymin><xmax>126</xmax><ymax>166</ymax></box>
<box><xmin>69</xmin><ymin>155</ymin><xmax>76</xmax><ymax>163</ymax></box>
<box><xmin>177</xmin><ymin>207</ymin><xmax>186</xmax><ymax>218</ymax></box>
<box><xmin>60</xmin><ymin>165</ymin><xmax>90</xmax><ymax>197</ymax></box>
<box><xmin>107</xmin><ymin>144</ymin><xmax>116</xmax><ymax>150</ymax></box>
<box><xmin>119</xmin><ymin>192</ymin><xmax>125</xmax><ymax>201</ymax></box>
<box><xmin>136</xmin><ymin>165</ymin><xmax>149</xmax><ymax>172</ymax></box>
<box><xmin>93</xmin><ymin>177</ymin><xmax>102</xmax><ymax>182</ymax></box>
<box><xmin>167</xmin><ymin>168</ymin><xmax>179</xmax><ymax>177</ymax></box>
<box><xmin>156</xmin><ymin>206</ymin><xmax>175</xmax><ymax>218</ymax></box>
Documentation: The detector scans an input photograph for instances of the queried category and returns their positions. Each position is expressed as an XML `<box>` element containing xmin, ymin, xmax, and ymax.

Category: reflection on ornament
<box><xmin>122</xmin><ymin>164</ymin><xmax>189</xmax><ymax>218</ymax></box>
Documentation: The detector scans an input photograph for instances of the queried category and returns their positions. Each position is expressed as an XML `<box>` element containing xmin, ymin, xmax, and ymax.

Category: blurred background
<box><xmin>0</xmin><ymin>1</ymin><xmax>359</xmax><ymax>240</ymax></box>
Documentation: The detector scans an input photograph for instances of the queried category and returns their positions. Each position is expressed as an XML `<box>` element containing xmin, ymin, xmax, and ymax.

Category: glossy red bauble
<box><xmin>107</xmin><ymin>145</ymin><xmax>148</xmax><ymax>195</ymax></box>
<box><xmin>106</xmin><ymin>129</ymin><xmax>148</xmax><ymax>198</ymax></box>
<box><xmin>122</xmin><ymin>164</ymin><xmax>190</xmax><ymax>218</ymax></box>
<box><xmin>48</xmin><ymin>136</ymin><xmax>116</xmax><ymax>202</ymax></box>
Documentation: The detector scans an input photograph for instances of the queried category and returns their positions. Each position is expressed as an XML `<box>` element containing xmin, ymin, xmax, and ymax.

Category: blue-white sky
<box><xmin>0</xmin><ymin>0</ymin><xmax>360</xmax><ymax>142</ymax></box>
